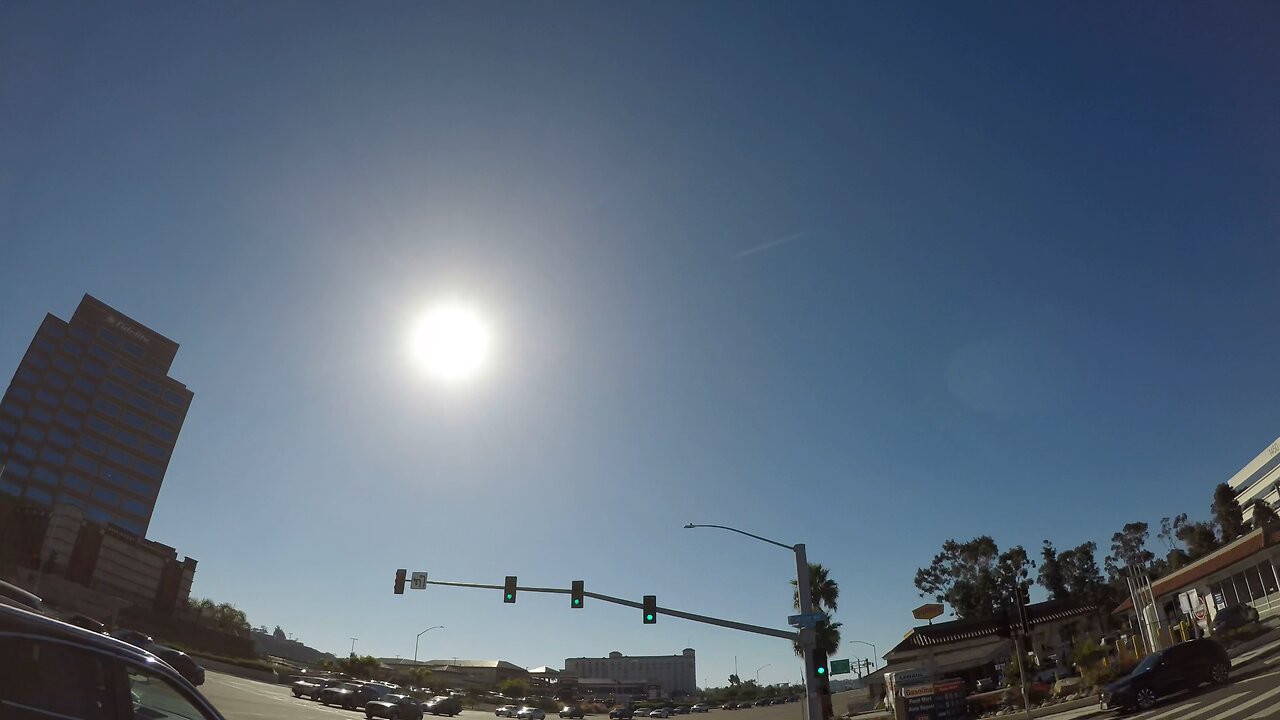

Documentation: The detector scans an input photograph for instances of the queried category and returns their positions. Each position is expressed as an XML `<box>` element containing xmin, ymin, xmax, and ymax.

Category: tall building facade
<box><xmin>564</xmin><ymin>649</ymin><xmax>697</xmax><ymax>697</ymax></box>
<box><xmin>0</xmin><ymin>295</ymin><xmax>193</xmax><ymax>537</ymax></box>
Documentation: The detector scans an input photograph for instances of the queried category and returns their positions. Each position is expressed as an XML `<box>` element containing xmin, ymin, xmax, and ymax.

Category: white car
<box><xmin>690</xmin><ymin>705</ymin><xmax>710</xmax><ymax>714</ymax></box>
<box><xmin>649</xmin><ymin>710</ymin><xmax>672</xmax><ymax>718</ymax></box>
<box><xmin>517</xmin><ymin>708</ymin><xmax>547</xmax><ymax>720</ymax></box>
<box><xmin>497</xmin><ymin>707</ymin><xmax>519</xmax><ymax>717</ymax></box>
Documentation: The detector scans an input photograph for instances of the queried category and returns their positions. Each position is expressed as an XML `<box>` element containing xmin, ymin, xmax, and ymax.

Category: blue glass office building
<box><xmin>0</xmin><ymin>295</ymin><xmax>193</xmax><ymax>537</ymax></box>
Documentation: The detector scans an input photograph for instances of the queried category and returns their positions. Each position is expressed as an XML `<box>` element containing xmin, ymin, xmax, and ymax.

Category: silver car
<box><xmin>517</xmin><ymin>707</ymin><xmax>547</xmax><ymax>720</ymax></box>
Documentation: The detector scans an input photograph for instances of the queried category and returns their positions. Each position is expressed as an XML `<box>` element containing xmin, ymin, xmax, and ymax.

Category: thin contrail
<box><xmin>734</xmin><ymin>232</ymin><xmax>808</xmax><ymax>258</ymax></box>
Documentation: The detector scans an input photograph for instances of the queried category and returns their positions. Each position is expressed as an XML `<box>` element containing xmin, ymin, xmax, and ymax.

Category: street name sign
<box><xmin>410</xmin><ymin>572</ymin><xmax>428</xmax><ymax>590</ymax></box>
<box><xmin>788</xmin><ymin>612</ymin><xmax>826</xmax><ymax>627</ymax></box>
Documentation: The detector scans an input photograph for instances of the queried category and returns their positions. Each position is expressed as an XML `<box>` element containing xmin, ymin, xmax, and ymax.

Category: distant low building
<box><xmin>416</xmin><ymin>659</ymin><xmax>529</xmax><ymax>687</ymax></box>
<box><xmin>563</xmin><ymin>649</ymin><xmax>696</xmax><ymax>699</ymax></box>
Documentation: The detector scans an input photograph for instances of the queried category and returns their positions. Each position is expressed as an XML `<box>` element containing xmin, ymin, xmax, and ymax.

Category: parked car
<box><xmin>307</xmin><ymin>677</ymin><xmax>350</xmax><ymax>700</ymax></box>
<box><xmin>498</xmin><ymin>706</ymin><xmax>521</xmax><ymax>717</ymax></box>
<box><xmin>673</xmin><ymin>707</ymin><xmax>690</xmax><ymax>715</ymax></box>
<box><xmin>293</xmin><ymin>677</ymin><xmax>326</xmax><ymax>697</ymax></box>
<box><xmin>154</xmin><ymin>645</ymin><xmax>206</xmax><ymax>686</ymax></box>
<box><xmin>424</xmin><ymin>696</ymin><xmax>464</xmax><ymax>716</ymax></box>
<box><xmin>753</xmin><ymin>699</ymin><xmax>770</xmax><ymax>707</ymax></box>
<box><xmin>321</xmin><ymin>682</ymin><xmax>367</xmax><ymax>709</ymax></box>
<box><xmin>610</xmin><ymin>708</ymin><xmax>635</xmax><ymax>719</ymax></box>
<box><xmin>1212</xmin><ymin>604</ymin><xmax>1261</xmax><ymax>634</ymax></box>
<box><xmin>353</xmin><ymin>683</ymin><xmax>400</xmax><ymax>708</ymax></box>
<box><xmin>649</xmin><ymin>709</ymin><xmax>672</xmax><ymax>718</ymax></box>
<box><xmin>367</xmin><ymin>694</ymin><xmax>425</xmax><ymax>720</ymax></box>
<box><xmin>690</xmin><ymin>704</ymin><xmax>710</xmax><ymax>714</ymax></box>
<box><xmin>0</xmin><ymin>602</ymin><xmax>225</xmax><ymax>720</ymax></box>
<box><xmin>560</xmin><ymin>707</ymin><xmax>585</xmax><ymax>718</ymax></box>
<box><xmin>517</xmin><ymin>707</ymin><xmax>547</xmax><ymax>720</ymax></box>
<box><xmin>1102</xmin><ymin>638</ymin><xmax>1230</xmax><ymax>712</ymax></box>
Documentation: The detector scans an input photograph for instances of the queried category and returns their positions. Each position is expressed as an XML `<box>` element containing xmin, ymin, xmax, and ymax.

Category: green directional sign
<box><xmin>829</xmin><ymin>658</ymin><xmax>851</xmax><ymax>675</ymax></box>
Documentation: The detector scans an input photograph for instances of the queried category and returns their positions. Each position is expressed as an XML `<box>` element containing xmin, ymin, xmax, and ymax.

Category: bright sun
<box><xmin>412</xmin><ymin>304</ymin><xmax>492</xmax><ymax>382</ymax></box>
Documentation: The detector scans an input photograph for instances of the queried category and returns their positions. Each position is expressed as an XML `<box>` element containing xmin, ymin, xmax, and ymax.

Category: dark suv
<box><xmin>0</xmin><ymin>602</ymin><xmax>225</xmax><ymax>720</ymax></box>
<box><xmin>1102</xmin><ymin>638</ymin><xmax>1230</xmax><ymax>712</ymax></box>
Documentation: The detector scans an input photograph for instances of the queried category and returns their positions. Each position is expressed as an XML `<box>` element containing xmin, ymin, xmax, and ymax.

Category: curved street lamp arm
<box><xmin>683</xmin><ymin>524</ymin><xmax>795</xmax><ymax>552</ymax></box>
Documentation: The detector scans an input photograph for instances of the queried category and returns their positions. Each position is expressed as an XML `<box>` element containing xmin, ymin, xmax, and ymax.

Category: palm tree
<box><xmin>790</xmin><ymin>563</ymin><xmax>841</xmax><ymax>656</ymax></box>
<box><xmin>791</xmin><ymin>563</ymin><xmax>839</xmax><ymax>614</ymax></box>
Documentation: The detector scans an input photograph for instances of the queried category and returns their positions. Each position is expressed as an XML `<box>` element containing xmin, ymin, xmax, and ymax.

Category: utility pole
<box><xmin>350</xmin><ymin>637</ymin><xmax>358</xmax><ymax>655</ymax></box>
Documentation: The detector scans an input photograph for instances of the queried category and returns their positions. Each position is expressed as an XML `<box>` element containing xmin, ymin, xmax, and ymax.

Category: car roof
<box><xmin>0</xmin><ymin>579</ymin><xmax>44</xmax><ymax>611</ymax></box>
<box><xmin>0</xmin><ymin>602</ymin><xmax>201</xmax><ymax>692</ymax></box>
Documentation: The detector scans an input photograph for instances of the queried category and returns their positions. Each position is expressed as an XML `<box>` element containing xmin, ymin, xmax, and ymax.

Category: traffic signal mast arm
<box><xmin>413</xmin><ymin>577</ymin><xmax>799</xmax><ymax>641</ymax></box>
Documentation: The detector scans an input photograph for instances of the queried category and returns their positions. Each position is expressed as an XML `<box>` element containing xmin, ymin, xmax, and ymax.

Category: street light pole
<box><xmin>845</xmin><ymin>640</ymin><xmax>877</xmax><ymax>669</ymax></box>
<box><xmin>416</xmin><ymin>625</ymin><xmax>444</xmax><ymax>664</ymax></box>
<box><xmin>755</xmin><ymin>664</ymin><xmax>771</xmax><ymax>684</ymax></box>
<box><xmin>684</xmin><ymin>524</ymin><xmax>825</xmax><ymax>720</ymax></box>
<box><xmin>350</xmin><ymin>637</ymin><xmax>358</xmax><ymax>656</ymax></box>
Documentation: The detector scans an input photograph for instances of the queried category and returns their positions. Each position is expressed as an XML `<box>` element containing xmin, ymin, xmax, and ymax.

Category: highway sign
<box><xmin>788</xmin><ymin>612</ymin><xmax>826</xmax><ymax>627</ymax></box>
<box><xmin>410</xmin><ymin>572</ymin><xmax>428</xmax><ymax>590</ymax></box>
<box><xmin>829</xmin><ymin>659</ymin><xmax>851</xmax><ymax>675</ymax></box>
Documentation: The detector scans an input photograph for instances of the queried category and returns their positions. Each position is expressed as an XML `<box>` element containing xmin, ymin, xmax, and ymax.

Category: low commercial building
<box><xmin>563</xmin><ymin>649</ymin><xmax>697</xmax><ymax>698</ymax></box>
<box><xmin>881</xmin><ymin>601</ymin><xmax>1104</xmax><ymax>690</ymax></box>
<box><xmin>1113</xmin><ymin>524</ymin><xmax>1280</xmax><ymax>635</ymax></box>
<box><xmin>417</xmin><ymin>659</ymin><xmax>529</xmax><ymax>687</ymax></box>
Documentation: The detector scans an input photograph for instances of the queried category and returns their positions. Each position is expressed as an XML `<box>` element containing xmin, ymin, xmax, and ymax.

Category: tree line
<box><xmin>914</xmin><ymin>483</ymin><xmax>1276</xmax><ymax>620</ymax></box>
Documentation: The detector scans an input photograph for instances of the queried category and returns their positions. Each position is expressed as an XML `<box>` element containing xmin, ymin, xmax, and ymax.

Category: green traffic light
<box><xmin>506</xmin><ymin>593</ymin><xmax>514</xmax><ymax>600</ymax></box>
<box><xmin>816</xmin><ymin>667</ymin><xmax>826</xmax><ymax>675</ymax></box>
<box><xmin>645</xmin><ymin>613</ymin><xmax>654</xmax><ymax>621</ymax></box>
<box><xmin>574</xmin><ymin>599</ymin><xmax>581</xmax><ymax>606</ymax></box>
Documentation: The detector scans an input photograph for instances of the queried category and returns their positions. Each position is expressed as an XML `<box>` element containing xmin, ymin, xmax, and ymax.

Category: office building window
<box><xmin>25</xmin><ymin>486</ymin><xmax>52</xmax><ymax>506</ymax></box>
<box><xmin>6</xmin><ymin>461</ymin><xmax>30</xmax><ymax>477</ymax></box>
<box><xmin>35</xmin><ymin>389</ymin><xmax>60</xmax><ymax>406</ymax></box>
<box><xmin>60</xmin><ymin>339</ymin><xmax>82</xmax><ymax>356</ymax></box>
<box><xmin>28</xmin><ymin>406</ymin><xmax>53</xmax><ymax>424</ymax></box>
<box><xmin>34</xmin><ymin>337</ymin><xmax>55</xmax><ymax>353</ymax></box>
<box><xmin>82</xmin><ymin>357</ymin><xmax>106</xmax><ymax>377</ymax></box>
<box><xmin>107</xmin><ymin>447</ymin><xmax>135</xmax><ymax>466</ymax></box>
<box><xmin>148</xmin><ymin>423</ymin><xmax>176</xmax><ymax>441</ymax></box>
<box><xmin>66</xmin><ymin>393</ymin><xmax>89</xmax><ymax>412</ymax></box>
<box><xmin>62</xmin><ymin>472</ymin><xmax>91</xmax><ymax>494</ymax></box>
<box><xmin>0</xmin><ymin>418</ymin><xmax>17</xmax><ymax>437</ymax></box>
<box><xmin>99</xmin><ymin>329</ymin><xmax>119</xmax><ymax>346</ymax></box>
<box><xmin>27</xmin><ymin>352</ymin><xmax>49</xmax><ymax>369</ymax></box>
<box><xmin>0</xmin><ymin>478</ymin><xmax>20</xmax><ymax>496</ymax></box>
<box><xmin>93</xmin><ymin>398</ymin><xmax>120</xmax><ymax>417</ymax></box>
<box><xmin>129</xmin><ymin>393</ymin><xmax>154</xmax><ymax>413</ymax></box>
<box><xmin>54</xmin><ymin>410</ymin><xmax>82</xmax><ymax>430</ymax></box>
<box><xmin>79</xmin><ymin>434</ymin><xmax>106</xmax><ymax>455</ymax></box>
<box><xmin>142</xmin><ymin>442</ymin><xmax>167</xmax><ymax>460</ymax></box>
<box><xmin>122</xmin><ymin>341</ymin><xmax>145</xmax><ymax>358</ymax></box>
<box><xmin>70</xmin><ymin>325</ymin><xmax>93</xmax><ymax>341</ymax></box>
<box><xmin>92</xmin><ymin>487</ymin><xmax>119</xmax><ymax>506</ymax></box>
<box><xmin>69</xmin><ymin>452</ymin><xmax>95</xmax><ymax>474</ymax></box>
<box><xmin>88</xmin><ymin>343</ymin><xmax>112</xmax><ymax>361</ymax></box>
<box><xmin>17</xmin><ymin>367</ymin><xmax>40</xmax><ymax>384</ymax></box>
<box><xmin>137</xmin><ymin>378</ymin><xmax>160</xmax><ymax>394</ymax></box>
<box><xmin>10</xmin><ymin>386</ymin><xmax>32</xmax><ymax>402</ymax></box>
<box><xmin>73</xmin><ymin>376</ymin><xmax>96</xmax><ymax>394</ymax></box>
<box><xmin>114</xmin><ymin>428</ymin><xmax>141</xmax><ymax>448</ymax></box>
<box><xmin>163</xmin><ymin>390</ymin><xmax>188</xmax><ymax>407</ymax></box>
<box><xmin>86</xmin><ymin>506</ymin><xmax>110</xmax><ymax>523</ymax></box>
<box><xmin>53</xmin><ymin>355</ymin><xmax>77</xmax><ymax>374</ymax></box>
<box><xmin>127</xmin><ymin>478</ymin><xmax>155</xmax><ymax>497</ymax></box>
<box><xmin>157</xmin><ymin>407</ymin><xmax>181</xmax><ymax>424</ymax></box>
<box><xmin>100</xmin><ymin>467</ymin><xmax>126</xmax><ymax>487</ymax></box>
<box><xmin>111</xmin><ymin>365</ymin><xmax>135</xmax><ymax>382</ymax></box>
<box><xmin>102</xmin><ymin>381</ymin><xmax>127</xmax><ymax>401</ymax></box>
<box><xmin>86</xmin><ymin>415</ymin><xmax>112</xmax><ymax>436</ymax></box>
<box><xmin>122</xmin><ymin>498</ymin><xmax>148</xmax><ymax>516</ymax></box>
<box><xmin>136</xmin><ymin>460</ymin><xmax>162</xmax><ymax>480</ymax></box>
<box><xmin>32</xmin><ymin>466</ymin><xmax>59</xmax><ymax>485</ymax></box>
<box><xmin>48</xmin><ymin>422</ymin><xmax>74</xmax><ymax>445</ymax></box>
<box><xmin>123</xmin><ymin>411</ymin><xmax>147</xmax><ymax>431</ymax></box>
<box><xmin>13</xmin><ymin>442</ymin><xmax>36</xmax><ymax>460</ymax></box>
<box><xmin>115</xmin><ymin>517</ymin><xmax>143</xmax><ymax>535</ymax></box>
<box><xmin>56</xmin><ymin>493</ymin><xmax>85</xmax><ymax>510</ymax></box>
<box><xmin>18</xmin><ymin>425</ymin><xmax>43</xmax><ymax>443</ymax></box>
<box><xmin>38</xmin><ymin>447</ymin><xmax>65</xmax><ymax>465</ymax></box>
<box><xmin>1</xmin><ymin>399</ymin><xmax>22</xmax><ymax>418</ymax></box>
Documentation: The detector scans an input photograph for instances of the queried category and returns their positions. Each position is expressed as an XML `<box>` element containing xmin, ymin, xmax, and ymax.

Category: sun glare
<box><xmin>412</xmin><ymin>304</ymin><xmax>492</xmax><ymax>382</ymax></box>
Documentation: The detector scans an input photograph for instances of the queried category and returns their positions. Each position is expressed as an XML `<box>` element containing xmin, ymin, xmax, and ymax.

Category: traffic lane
<box><xmin>199</xmin><ymin>672</ymin><xmax>494</xmax><ymax>720</ymax></box>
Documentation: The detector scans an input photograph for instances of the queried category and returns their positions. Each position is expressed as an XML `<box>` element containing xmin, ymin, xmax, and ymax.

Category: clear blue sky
<box><xmin>3</xmin><ymin>1</ymin><xmax>1279</xmax><ymax>688</ymax></box>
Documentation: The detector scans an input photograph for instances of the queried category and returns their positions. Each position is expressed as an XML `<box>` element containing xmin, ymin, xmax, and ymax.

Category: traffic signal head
<box><xmin>810</xmin><ymin>649</ymin><xmax>830</xmax><ymax>692</ymax></box>
<box><xmin>504</xmin><ymin>576</ymin><xmax>517</xmax><ymax>603</ymax></box>
<box><xmin>394</xmin><ymin>568</ymin><xmax>407</xmax><ymax>595</ymax></box>
<box><xmin>643</xmin><ymin>595</ymin><xmax>657</xmax><ymax>624</ymax></box>
<box><xmin>571</xmin><ymin>580</ymin><xmax>584</xmax><ymax>608</ymax></box>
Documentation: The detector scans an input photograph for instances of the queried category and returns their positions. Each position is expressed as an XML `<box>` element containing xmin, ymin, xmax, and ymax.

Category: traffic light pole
<box><xmin>414</xmin><ymin>577</ymin><xmax>800</xmax><ymax>641</ymax></box>
<box><xmin>794</xmin><ymin>544</ymin><xmax>825</xmax><ymax>720</ymax></box>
